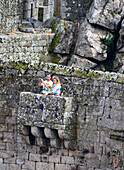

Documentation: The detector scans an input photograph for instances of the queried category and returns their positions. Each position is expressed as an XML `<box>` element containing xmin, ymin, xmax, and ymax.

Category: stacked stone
<box><xmin>0</xmin><ymin>62</ymin><xmax>123</xmax><ymax>169</ymax></box>
<box><xmin>0</xmin><ymin>33</ymin><xmax>54</xmax><ymax>64</ymax></box>
<box><xmin>0</xmin><ymin>0</ymin><xmax>23</xmax><ymax>33</ymax></box>
<box><xmin>18</xmin><ymin>92</ymin><xmax>77</xmax><ymax>150</ymax></box>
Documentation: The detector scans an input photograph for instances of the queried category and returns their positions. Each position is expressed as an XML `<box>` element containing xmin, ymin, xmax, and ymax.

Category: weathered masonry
<box><xmin>18</xmin><ymin>94</ymin><xmax>77</xmax><ymax>150</ymax></box>
<box><xmin>0</xmin><ymin>62</ymin><xmax>124</xmax><ymax>170</ymax></box>
<box><xmin>0</xmin><ymin>0</ymin><xmax>93</xmax><ymax>33</ymax></box>
<box><xmin>0</xmin><ymin>33</ymin><xmax>54</xmax><ymax>64</ymax></box>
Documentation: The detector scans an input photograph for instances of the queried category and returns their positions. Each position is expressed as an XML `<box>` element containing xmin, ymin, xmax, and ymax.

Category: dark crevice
<box><xmin>66</xmin><ymin>16</ymin><xmax>124</xmax><ymax>69</ymax></box>
<box><xmin>97</xmin><ymin>16</ymin><xmax>124</xmax><ymax>71</ymax></box>
<box><xmin>29</xmin><ymin>132</ymin><xmax>35</xmax><ymax>145</ymax></box>
<box><xmin>66</xmin><ymin>20</ymin><xmax>79</xmax><ymax>64</ymax></box>
<box><xmin>87</xmin><ymin>18</ymin><xmax>115</xmax><ymax>34</ymax></box>
<box><xmin>74</xmin><ymin>53</ymin><xmax>100</xmax><ymax>65</ymax></box>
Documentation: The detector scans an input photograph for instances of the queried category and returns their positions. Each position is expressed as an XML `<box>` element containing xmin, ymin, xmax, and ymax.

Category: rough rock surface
<box><xmin>75</xmin><ymin>19</ymin><xmax>107</xmax><ymax>61</ymax></box>
<box><xmin>50</xmin><ymin>0</ymin><xmax>124</xmax><ymax>72</ymax></box>
<box><xmin>18</xmin><ymin>20</ymin><xmax>35</xmax><ymax>33</ymax></box>
<box><xmin>44</xmin><ymin>17</ymin><xmax>74</xmax><ymax>54</ymax></box>
<box><xmin>68</xmin><ymin>55</ymin><xmax>97</xmax><ymax>69</ymax></box>
<box><xmin>87</xmin><ymin>0</ymin><xmax>124</xmax><ymax>31</ymax></box>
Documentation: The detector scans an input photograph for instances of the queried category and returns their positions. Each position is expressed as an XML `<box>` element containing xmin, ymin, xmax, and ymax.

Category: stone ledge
<box><xmin>18</xmin><ymin>92</ymin><xmax>77</xmax><ymax>149</ymax></box>
<box><xmin>1</xmin><ymin>61</ymin><xmax>124</xmax><ymax>83</ymax></box>
<box><xmin>18</xmin><ymin>92</ymin><xmax>77</xmax><ymax>125</ymax></box>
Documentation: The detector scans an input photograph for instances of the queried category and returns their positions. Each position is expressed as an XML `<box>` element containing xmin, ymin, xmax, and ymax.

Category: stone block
<box><xmin>44</xmin><ymin>128</ymin><xmax>58</xmax><ymax>139</ymax></box>
<box><xmin>55</xmin><ymin>164</ymin><xmax>77</xmax><ymax>170</ymax></box>
<box><xmin>3</xmin><ymin>132</ymin><xmax>14</xmax><ymax>143</ymax></box>
<box><xmin>26</xmin><ymin>144</ymin><xmax>40</xmax><ymax>154</ymax></box>
<box><xmin>29</xmin><ymin>153</ymin><xmax>41</xmax><ymax>162</ymax></box>
<box><xmin>31</xmin><ymin>126</ymin><xmax>45</xmax><ymax>137</ymax></box>
<box><xmin>7</xmin><ymin>124</ymin><xmax>14</xmax><ymax>132</ymax></box>
<box><xmin>9</xmin><ymin>164</ymin><xmax>22</xmax><ymax>170</ymax></box>
<box><xmin>86</xmin><ymin>158</ymin><xmax>100</xmax><ymax>168</ymax></box>
<box><xmin>74</xmin><ymin>157</ymin><xmax>85</xmax><ymax>165</ymax></box>
<box><xmin>0</xmin><ymin>142</ymin><xmax>5</xmax><ymax>150</ymax></box>
<box><xmin>5</xmin><ymin>116</ymin><xmax>16</xmax><ymax>124</ymax></box>
<box><xmin>58</xmin><ymin>149</ymin><xmax>69</xmax><ymax>156</ymax></box>
<box><xmin>41</xmin><ymin>155</ymin><xmax>49</xmax><ymax>162</ymax></box>
<box><xmin>17</xmin><ymin>135</ymin><xmax>28</xmax><ymax>144</ymax></box>
<box><xmin>0</xmin><ymin>158</ymin><xmax>3</xmax><ymax>163</ymax></box>
<box><xmin>4</xmin><ymin>157</ymin><xmax>16</xmax><ymax>164</ymax></box>
<box><xmin>16</xmin><ymin>158</ymin><xmax>25</xmax><ymax>165</ymax></box>
<box><xmin>55</xmin><ymin>164</ymin><xmax>66</xmax><ymax>170</ymax></box>
<box><xmin>0</xmin><ymin>163</ymin><xmax>8</xmax><ymax>170</ymax></box>
<box><xmin>68</xmin><ymin>55</ymin><xmax>97</xmax><ymax>69</ymax></box>
<box><xmin>0</xmin><ymin>151</ymin><xmax>15</xmax><ymax>159</ymax></box>
<box><xmin>41</xmin><ymin>40</ymin><xmax>47</xmax><ymax>46</ymax></box>
<box><xmin>97</xmin><ymin>117</ymin><xmax>124</xmax><ymax>131</ymax></box>
<box><xmin>49</xmin><ymin>155</ymin><xmax>60</xmax><ymax>163</ymax></box>
<box><xmin>58</xmin><ymin>127</ymin><xmax>77</xmax><ymax>140</ymax></box>
<box><xmin>22</xmin><ymin>160</ymin><xmax>35</xmax><ymax>170</ymax></box>
<box><xmin>69</xmin><ymin>150</ymin><xmax>83</xmax><ymax>157</ymax></box>
<box><xmin>17</xmin><ymin>152</ymin><xmax>29</xmax><ymax>160</ymax></box>
<box><xmin>36</xmin><ymin>162</ymin><xmax>54</xmax><ymax>170</ymax></box>
<box><xmin>50</xmin><ymin>138</ymin><xmax>63</xmax><ymax>148</ymax></box>
<box><xmin>78</xmin><ymin>166</ymin><xmax>87</xmax><ymax>170</ymax></box>
<box><xmin>77</xmin><ymin>141</ymin><xmax>95</xmax><ymax>154</ymax></box>
<box><xmin>77</xmin><ymin>129</ymin><xmax>99</xmax><ymax>143</ymax></box>
<box><xmin>61</xmin><ymin>156</ymin><xmax>75</xmax><ymax>164</ymax></box>
<box><xmin>64</xmin><ymin>140</ymin><xmax>77</xmax><ymax>150</ymax></box>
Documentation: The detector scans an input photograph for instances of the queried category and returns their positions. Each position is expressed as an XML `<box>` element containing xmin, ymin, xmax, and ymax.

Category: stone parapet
<box><xmin>18</xmin><ymin>92</ymin><xmax>77</xmax><ymax>149</ymax></box>
<box><xmin>1</xmin><ymin>61</ymin><xmax>124</xmax><ymax>83</ymax></box>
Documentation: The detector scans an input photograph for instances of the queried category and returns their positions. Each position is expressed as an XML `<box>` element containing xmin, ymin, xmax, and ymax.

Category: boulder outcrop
<box><xmin>46</xmin><ymin>0</ymin><xmax>124</xmax><ymax>73</ymax></box>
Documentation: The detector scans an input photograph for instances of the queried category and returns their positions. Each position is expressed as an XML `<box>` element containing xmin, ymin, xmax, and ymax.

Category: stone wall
<box><xmin>0</xmin><ymin>33</ymin><xmax>54</xmax><ymax>64</ymax></box>
<box><xmin>0</xmin><ymin>0</ymin><xmax>23</xmax><ymax>33</ymax></box>
<box><xmin>0</xmin><ymin>0</ymin><xmax>92</xmax><ymax>34</ymax></box>
<box><xmin>0</xmin><ymin>61</ymin><xmax>124</xmax><ymax>169</ymax></box>
<box><xmin>23</xmin><ymin>0</ymin><xmax>39</xmax><ymax>20</ymax></box>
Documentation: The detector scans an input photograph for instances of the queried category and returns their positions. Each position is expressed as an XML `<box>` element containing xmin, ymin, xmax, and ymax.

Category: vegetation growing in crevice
<box><xmin>108</xmin><ymin>9</ymin><xmax>118</xmax><ymax>17</ymax></box>
<box><xmin>49</xmin><ymin>32</ymin><xmax>62</xmax><ymax>52</ymax></box>
<box><xmin>99</xmin><ymin>16</ymin><xmax>124</xmax><ymax>71</ymax></box>
<box><xmin>88</xmin><ymin>0</ymin><xmax>94</xmax><ymax>11</ymax></box>
<box><xmin>100</xmin><ymin>32</ymin><xmax>116</xmax><ymax>71</ymax></box>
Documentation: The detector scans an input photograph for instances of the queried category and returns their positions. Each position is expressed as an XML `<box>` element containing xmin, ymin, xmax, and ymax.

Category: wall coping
<box><xmin>0</xmin><ymin>61</ymin><xmax>124</xmax><ymax>83</ymax></box>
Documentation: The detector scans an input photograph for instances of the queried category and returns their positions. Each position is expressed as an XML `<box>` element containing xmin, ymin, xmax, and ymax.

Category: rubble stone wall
<box><xmin>0</xmin><ymin>62</ymin><xmax>124</xmax><ymax>169</ymax></box>
<box><xmin>0</xmin><ymin>33</ymin><xmax>54</xmax><ymax>64</ymax></box>
<box><xmin>0</xmin><ymin>0</ymin><xmax>23</xmax><ymax>33</ymax></box>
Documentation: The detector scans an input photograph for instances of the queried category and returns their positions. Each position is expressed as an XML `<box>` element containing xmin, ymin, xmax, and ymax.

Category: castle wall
<box><xmin>0</xmin><ymin>62</ymin><xmax>124</xmax><ymax>169</ymax></box>
<box><xmin>0</xmin><ymin>0</ymin><xmax>94</xmax><ymax>34</ymax></box>
<box><xmin>0</xmin><ymin>0</ymin><xmax>23</xmax><ymax>33</ymax></box>
<box><xmin>0</xmin><ymin>33</ymin><xmax>54</xmax><ymax>63</ymax></box>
